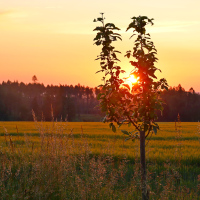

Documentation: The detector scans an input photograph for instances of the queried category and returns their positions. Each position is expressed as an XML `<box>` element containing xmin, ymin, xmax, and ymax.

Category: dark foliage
<box><xmin>0</xmin><ymin>81</ymin><xmax>100</xmax><ymax>121</ymax></box>
<box><xmin>0</xmin><ymin>81</ymin><xmax>199</xmax><ymax>122</ymax></box>
<box><xmin>158</xmin><ymin>85</ymin><xmax>200</xmax><ymax>122</ymax></box>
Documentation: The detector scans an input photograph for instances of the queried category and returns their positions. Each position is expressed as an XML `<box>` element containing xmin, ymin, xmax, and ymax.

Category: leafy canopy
<box><xmin>94</xmin><ymin>14</ymin><xmax>168</xmax><ymax>139</ymax></box>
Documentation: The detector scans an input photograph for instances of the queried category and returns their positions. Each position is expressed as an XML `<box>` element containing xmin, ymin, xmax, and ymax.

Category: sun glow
<box><xmin>127</xmin><ymin>75</ymin><xmax>138</xmax><ymax>84</ymax></box>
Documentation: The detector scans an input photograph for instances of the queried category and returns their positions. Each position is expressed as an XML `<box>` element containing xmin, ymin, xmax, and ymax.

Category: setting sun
<box><xmin>127</xmin><ymin>75</ymin><xmax>138</xmax><ymax>84</ymax></box>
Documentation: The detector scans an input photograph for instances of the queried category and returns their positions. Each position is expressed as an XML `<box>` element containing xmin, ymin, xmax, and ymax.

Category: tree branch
<box><xmin>145</xmin><ymin>131</ymin><xmax>153</xmax><ymax>147</ymax></box>
<box><xmin>145</xmin><ymin>125</ymin><xmax>152</xmax><ymax>138</ymax></box>
<box><xmin>127</xmin><ymin>115</ymin><xmax>140</xmax><ymax>131</ymax></box>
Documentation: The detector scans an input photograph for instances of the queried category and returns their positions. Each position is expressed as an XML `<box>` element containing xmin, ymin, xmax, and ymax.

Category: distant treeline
<box><xmin>0</xmin><ymin>81</ymin><xmax>101</xmax><ymax>121</ymax></box>
<box><xmin>0</xmin><ymin>81</ymin><xmax>200</xmax><ymax>122</ymax></box>
<box><xmin>158</xmin><ymin>85</ymin><xmax>200</xmax><ymax>122</ymax></box>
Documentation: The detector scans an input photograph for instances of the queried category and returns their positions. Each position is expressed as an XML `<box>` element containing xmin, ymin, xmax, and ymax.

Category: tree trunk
<box><xmin>140</xmin><ymin>131</ymin><xmax>149</xmax><ymax>200</ymax></box>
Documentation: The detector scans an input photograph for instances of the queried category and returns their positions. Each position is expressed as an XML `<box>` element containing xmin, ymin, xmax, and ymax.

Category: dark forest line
<box><xmin>0</xmin><ymin>80</ymin><xmax>199</xmax><ymax>122</ymax></box>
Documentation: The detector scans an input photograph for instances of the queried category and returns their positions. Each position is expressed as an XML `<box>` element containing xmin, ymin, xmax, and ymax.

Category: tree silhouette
<box><xmin>32</xmin><ymin>75</ymin><xmax>38</xmax><ymax>83</ymax></box>
<box><xmin>94</xmin><ymin>14</ymin><xmax>168</xmax><ymax>200</ymax></box>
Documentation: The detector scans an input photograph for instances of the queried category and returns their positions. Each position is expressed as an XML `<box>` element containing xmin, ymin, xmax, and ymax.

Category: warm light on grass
<box><xmin>0</xmin><ymin>122</ymin><xmax>200</xmax><ymax>199</ymax></box>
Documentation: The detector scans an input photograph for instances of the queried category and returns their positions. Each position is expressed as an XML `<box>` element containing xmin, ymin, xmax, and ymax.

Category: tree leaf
<box><xmin>97</xmin><ymin>17</ymin><xmax>103</xmax><ymax>21</ymax></box>
<box><xmin>153</xmin><ymin>126</ymin><xmax>157</xmax><ymax>135</ymax></box>
<box><xmin>97</xmin><ymin>93</ymin><xmax>102</xmax><ymax>100</ymax></box>
<box><xmin>122</xmin><ymin>84</ymin><xmax>130</xmax><ymax>90</ymax></box>
<box><xmin>118</xmin><ymin>123</ymin><xmax>123</xmax><ymax>128</ymax></box>
<box><xmin>121</xmin><ymin>130</ymin><xmax>129</xmax><ymax>135</ymax></box>
<box><xmin>129</xmin><ymin>33</ymin><xmax>136</xmax><ymax>39</ymax></box>
<box><xmin>96</xmin><ymin>70</ymin><xmax>104</xmax><ymax>74</ymax></box>
<box><xmin>130</xmin><ymin>61</ymin><xmax>137</xmax><ymax>67</ymax></box>
<box><xmin>112</xmin><ymin>124</ymin><xmax>116</xmax><ymax>132</ymax></box>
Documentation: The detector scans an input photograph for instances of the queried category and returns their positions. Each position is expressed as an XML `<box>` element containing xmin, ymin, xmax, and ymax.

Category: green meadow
<box><xmin>0</xmin><ymin>121</ymin><xmax>200</xmax><ymax>199</ymax></box>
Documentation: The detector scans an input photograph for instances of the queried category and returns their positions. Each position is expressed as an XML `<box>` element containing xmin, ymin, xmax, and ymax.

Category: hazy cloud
<box><xmin>45</xmin><ymin>6</ymin><xmax>62</xmax><ymax>9</ymax></box>
<box><xmin>120</xmin><ymin>21</ymin><xmax>200</xmax><ymax>34</ymax></box>
<box><xmin>149</xmin><ymin>21</ymin><xmax>200</xmax><ymax>33</ymax></box>
<box><xmin>0</xmin><ymin>10</ymin><xmax>13</xmax><ymax>16</ymax></box>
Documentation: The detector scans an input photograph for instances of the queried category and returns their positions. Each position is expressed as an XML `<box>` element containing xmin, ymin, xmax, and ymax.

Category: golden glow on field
<box><xmin>0</xmin><ymin>121</ymin><xmax>199</xmax><ymax>160</ymax></box>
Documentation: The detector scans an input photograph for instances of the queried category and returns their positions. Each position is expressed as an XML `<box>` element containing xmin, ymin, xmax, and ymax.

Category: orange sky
<box><xmin>0</xmin><ymin>0</ymin><xmax>200</xmax><ymax>91</ymax></box>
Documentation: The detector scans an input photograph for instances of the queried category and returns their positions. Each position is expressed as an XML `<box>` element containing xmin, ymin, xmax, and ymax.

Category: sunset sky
<box><xmin>0</xmin><ymin>0</ymin><xmax>200</xmax><ymax>91</ymax></box>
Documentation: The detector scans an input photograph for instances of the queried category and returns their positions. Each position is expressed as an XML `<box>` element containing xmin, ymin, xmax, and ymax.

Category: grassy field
<box><xmin>0</xmin><ymin>121</ymin><xmax>200</xmax><ymax>199</ymax></box>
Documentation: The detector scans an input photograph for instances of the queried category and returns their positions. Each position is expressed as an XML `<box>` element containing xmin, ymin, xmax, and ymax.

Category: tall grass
<box><xmin>0</xmin><ymin>120</ymin><xmax>200</xmax><ymax>199</ymax></box>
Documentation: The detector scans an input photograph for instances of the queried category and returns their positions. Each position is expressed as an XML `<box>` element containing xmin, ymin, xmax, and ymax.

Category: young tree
<box><xmin>32</xmin><ymin>75</ymin><xmax>38</xmax><ymax>83</ymax></box>
<box><xmin>94</xmin><ymin>14</ymin><xmax>168</xmax><ymax>200</ymax></box>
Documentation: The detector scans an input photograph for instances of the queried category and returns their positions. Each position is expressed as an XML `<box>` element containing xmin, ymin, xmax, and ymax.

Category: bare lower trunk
<box><xmin>140</xmin><ymin>131</ymin><xmax>149</xmax><ymax>200</ymax></box>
